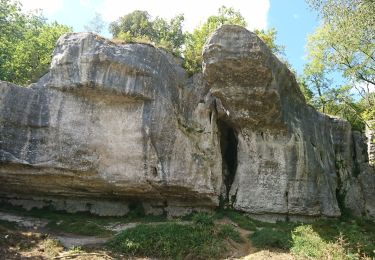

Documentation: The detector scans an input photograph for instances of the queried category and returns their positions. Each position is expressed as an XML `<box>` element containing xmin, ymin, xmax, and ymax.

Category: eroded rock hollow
<box><xmin>1</xmin><ymin>25</ymin><xmax>374</xmax><ymax>220</ymax></box>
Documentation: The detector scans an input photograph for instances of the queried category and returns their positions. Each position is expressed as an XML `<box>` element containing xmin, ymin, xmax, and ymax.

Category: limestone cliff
<box><xmin>0</xmin><ymin>26</ymin><xmax>373</xmax><ymax>220</ymax></box>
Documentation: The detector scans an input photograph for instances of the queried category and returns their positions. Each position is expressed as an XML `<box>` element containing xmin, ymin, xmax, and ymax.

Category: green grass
<box><xmin>1</xmin><ymin>202</ymin><xmax>374</xmax><ymax>259</ymax></box>
<box><xmin>108</xmin><ymin>212</ymin><xmax>243</xmax><ymax>259</ymax></box>
<box><xmin>251</xmin><ymin>227</ymin><xmax>292</xmax><ymax>249</ymax></box>
<box><xmin>248</xmin><ymin>217</ymin><xmax>374</xmax><ymax>259</ymax></box>
<box><xmin>192</xmin><ymin>212</ymin><xmax>215</xmax><ymax>227</ymax></box>
<box><xmin>216</xmin><ymin>209</ymin><xmax>257</xmax><ymax>231</ymax></box>
<box><xmin>214</xmin><ymin>209</ymin><xmax>375</xmax><ymax>258</ymax></box>
<box><xmin>218</xmin><ymin>224</ymin><xmax>243</xmax><ymax>243</ymax></box>
<box><xmin>108</xmin><ymin>223</ymin><xmax>225</xmax><ymax>259</ymax></box>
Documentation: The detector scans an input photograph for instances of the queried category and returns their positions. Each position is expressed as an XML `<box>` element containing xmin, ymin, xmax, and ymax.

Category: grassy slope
<box><xmin>0</xmin><ymin>202</ymin><xmax>374</xmax><ymax>259</ymax></box>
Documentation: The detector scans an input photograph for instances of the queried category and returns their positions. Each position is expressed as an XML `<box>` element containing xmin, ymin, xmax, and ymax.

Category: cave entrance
<box><xmin>218</xmin><ymin>120</ymin><xmax>238</xmax><ymax>200</ymax></box>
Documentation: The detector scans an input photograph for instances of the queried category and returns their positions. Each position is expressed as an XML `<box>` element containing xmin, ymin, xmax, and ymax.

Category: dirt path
<box><xmin>0</xmin><ymin>211</ymin><xmax>48</xmax><ymax>229</ymax></box>
<box><xmin>216</xmin><ymin>218</ymin><xmax>294</xmax><ymax>260</ymax></box>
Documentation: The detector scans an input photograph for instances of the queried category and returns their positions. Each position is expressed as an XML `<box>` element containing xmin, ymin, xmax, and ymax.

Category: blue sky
<box><xmin>19</xmin><ymin>0</ymin><xmax>321</xmax><ymax>75</ymax></box>
<box><xmin>268</xmin><ymin>0</ymin><xmax>319</xmax><ymax>74</ymax></box>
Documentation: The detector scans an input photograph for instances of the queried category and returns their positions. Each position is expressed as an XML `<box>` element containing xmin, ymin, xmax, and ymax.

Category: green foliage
<box><xmin>254</xmin><ymin>28</ymin><xmax>285</xmax><ymax>57</ymax></box>
<box><xmin>311</xmin><ymin>218</ymin><xmax>375</xmax><ymax>258</ymax></box>
<box><xmin>301</xmin><ymin>61</ymin><xmax>368</xmax><ymax>130</ymax></box>
<box><xmin>182</xmin><ymin>6</ymin><xmax>285</xmax><ymax>75</ymax></box>
<box><xmin>108</xmin><ymin>222</ymin><xmax>224</xmax><ymax>259</ymax></box>
<box><xmin>304</xmin><ymin>0</ymin><xmax>375</xmax><ymax>126</ymax></box>
<box><xmin>110</xmin><ymin>10</ymin><xmax>185</xmax><ymax>55</ymax></box>
<box><xmin>192</xmin><ymin>212</ymin><xmax>214</xmax><ymax>227</ymax></box>
<box><xmin>0</xmin><ymin>0</ymin><xmax>71</xmax><ymax>85</ymax></box>
<box><xmin>218</xmin><ymin>224</ymin><xmax>243</xmax><ymax>243</ymax></box>
<box><xmin>183</xmin><ymin>6</ymin><xmax>247</xmax><ymax>75</ymax></box>
<box><xmin>290</xmin><ymin>225</ymin><xmax>353</xmax><ymax>259</ymax></box>
<box><xmin>217</xmin><ymin>208</ymin><xmax>374</xmax><ymax>258</ymax></box>
<box><xmin>46</xmin><ymin>218</ymin><xmax>111</xmax><ymax>237</ymax></box>
<box><xmin>297</xmin><ymin>76</ymin><xmax>314</xmax><ymax>103</ymax></box>
<box><xmin>251</xmin><ymin>227</ymin><xmax>291</xmax><ymax>249</ymax></box>
<box><xmin>291</xmin><ymin>225</ymin><xmax>330</xmax><ymax>258</ymax></box>
<box><xmin>217</xmin><ymin>209</ymin><xmax>257</xmax><ymax>231</ymax></box>
<box><xmin>306</xmin><ymin>0</ymin><xmax>374</xmax><ymax>86</ymax></box>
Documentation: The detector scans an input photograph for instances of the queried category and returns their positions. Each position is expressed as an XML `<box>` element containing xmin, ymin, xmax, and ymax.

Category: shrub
<box><xmin>291</xmin><ymin>225</ymin><xmax>327</xmax><ymax>258</ymax></box>
<box><xmin>290</xmin><ymin>225</ymin><xmax>356</xmax><ymax>259</ymax></box>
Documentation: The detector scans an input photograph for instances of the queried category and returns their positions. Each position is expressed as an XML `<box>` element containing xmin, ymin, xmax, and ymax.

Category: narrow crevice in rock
<box><xmin>218</xmin><ymin>120</ymin><xmax>238</xmax><ymax>201</ymax></box>
<box><xmin>334</xmin><ymin>153</ymin><xmax>346</xmax><ymax>215</ymax></box>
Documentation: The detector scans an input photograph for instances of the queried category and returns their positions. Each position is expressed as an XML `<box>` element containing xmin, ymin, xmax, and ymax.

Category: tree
<box><xmin>302</xmin><ymin>63</ymin><xmax>332</xmax><ymax>113</ymax></box>
<box><xmin>301</xmin><ymin>64</ymin><xmax>366</xmax><ymax>130</ymax></box>
<box><xmin>183</xmin><ymin>6</ymin><xmax>285</xmax><ymax>75</ymax></box>
<box><xmin>305</xmin><ymin>0</ymin><xmax>375</xmax><ymax>122</ymax></box>
<box><xmin>183</xmin><ymin>6</ymin><xmax>247</xmax><ymax>75</ymax></box>
<box><xmin>0</xmin><ymin>0</ymin><xmax>71</xmax><ymax>85</ymax></box>
<box><xmin>152</xmin><ymin>14</ymin><xmax>185</xmax><ymax>55</ymax></box>
<box><xmin>254</xmin><ymin>28</ymin><xmax>285</xmax><ymax>57</ymax></box>
<box><xmin>84</xmin><ymin>12</ymin><xmax>106</xmax><ymax>34</ymax></box>
<box><xmin>109</xmin><ymin>11</ymin><xmax>185</xmax><ymax>55</ymax></box>
<box><xmin>110</xmin><ymin>10</ymin><xmax>153</xmax><ymax>40</ymax></box>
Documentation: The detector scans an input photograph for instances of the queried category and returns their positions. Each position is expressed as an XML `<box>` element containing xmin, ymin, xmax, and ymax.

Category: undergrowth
<box><xmin>108</xmin><ymin>213</ymin><xmax>241</xmax><ymax>259</ymax></box>
<box><xmin>248</xmin><ymin>217</ymin><xmax>374</xmax><ymax>259</ymax></box>
<box><xmin>0</xmin><ymin>202</ymin><xmax>374</xmax><ymax>259</ymax></box>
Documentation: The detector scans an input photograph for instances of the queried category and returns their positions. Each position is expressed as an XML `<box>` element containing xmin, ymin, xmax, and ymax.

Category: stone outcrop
<box><xmin>366</xmin><ymin>120</ymin><xmax>375</xmax><ymax>166</ymax></box>
<box><xmin>0</xmin><ymin>25</ymin><xmax>374</xmax><ymax>220</ymax></box>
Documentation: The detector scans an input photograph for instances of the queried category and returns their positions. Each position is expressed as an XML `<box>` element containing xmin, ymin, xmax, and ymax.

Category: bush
<box><xmin>291</xmin><ymin>225</ymin><xmax>327</xmax><ymax>258</ymax></box>
<box><xmin>291</xmin><ymin>225</ymin><xmax>350</xmax><ymax>259</ymax></box>
<box><xmin>251</xmin><ymin>227</ymin><xmax>291</xmax><ymax>249</ymax></box>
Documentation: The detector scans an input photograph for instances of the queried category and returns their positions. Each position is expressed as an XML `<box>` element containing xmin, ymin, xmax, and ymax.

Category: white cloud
<box><xmin>80</xmin><ymin>0</ymin><xmax>90</xmax><ymax>6</ymax></box>
<box><xmin>98</xmin><ymin>0</ymin><xmax>270</xmax><ymax>32</ymax></box>
<box><xmin>19</xmin><ymin>0</ymin><xmax>64</xmax><ymax>16</ymax></box>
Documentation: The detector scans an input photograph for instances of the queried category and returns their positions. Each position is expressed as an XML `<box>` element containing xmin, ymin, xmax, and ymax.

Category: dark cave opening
<box><xmin>218</xmin><ymin>120</ymin><xmax>238</xmax><ymax>200</ymax></box>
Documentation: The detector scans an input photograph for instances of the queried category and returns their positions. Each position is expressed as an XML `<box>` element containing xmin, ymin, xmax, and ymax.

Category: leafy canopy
<box><xmin>305</xmin><ymin>0</ymin><xmax>374</xmax><ymax>119</ymax></box>
<box><xmin>109</xmin><ymin>10</ymin><xmax>185</xmax><ymax>55</ymax></box>
<box><xmin>301</xmin><ymin>0</ymin><xmax>375</xmax><ymax>129</ymax></box>
<box><xmin>0</xmin><ymin>0</ymin><xmax>71</xmax><ymax>85</ymax></box>
<box><xmin>183</xmin><ymin>6</ymin><xmax>285</xmax><ymax>75</ymax></box>
<box><xmin>109</xmin><ymin>6</ymin><xmax>285</xmax><ymax>75</ymax></box>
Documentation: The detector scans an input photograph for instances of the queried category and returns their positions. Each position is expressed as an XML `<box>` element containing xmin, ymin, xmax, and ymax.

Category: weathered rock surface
<box><xmin>0</xmin><ymin>26</ymin><xmax>374</xmax><ymax>220</ymax></box>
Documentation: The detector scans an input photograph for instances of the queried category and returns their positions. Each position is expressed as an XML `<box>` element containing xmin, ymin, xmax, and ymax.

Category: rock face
<box><xmin>366</xmin><ymin>120</ymin><xmax>375</xmax><ymax>166</ymax></box>
<box><xmin>0</xmin><ymin>26</ymin><xmax>374</xmax><ymax>220</ymax></box>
